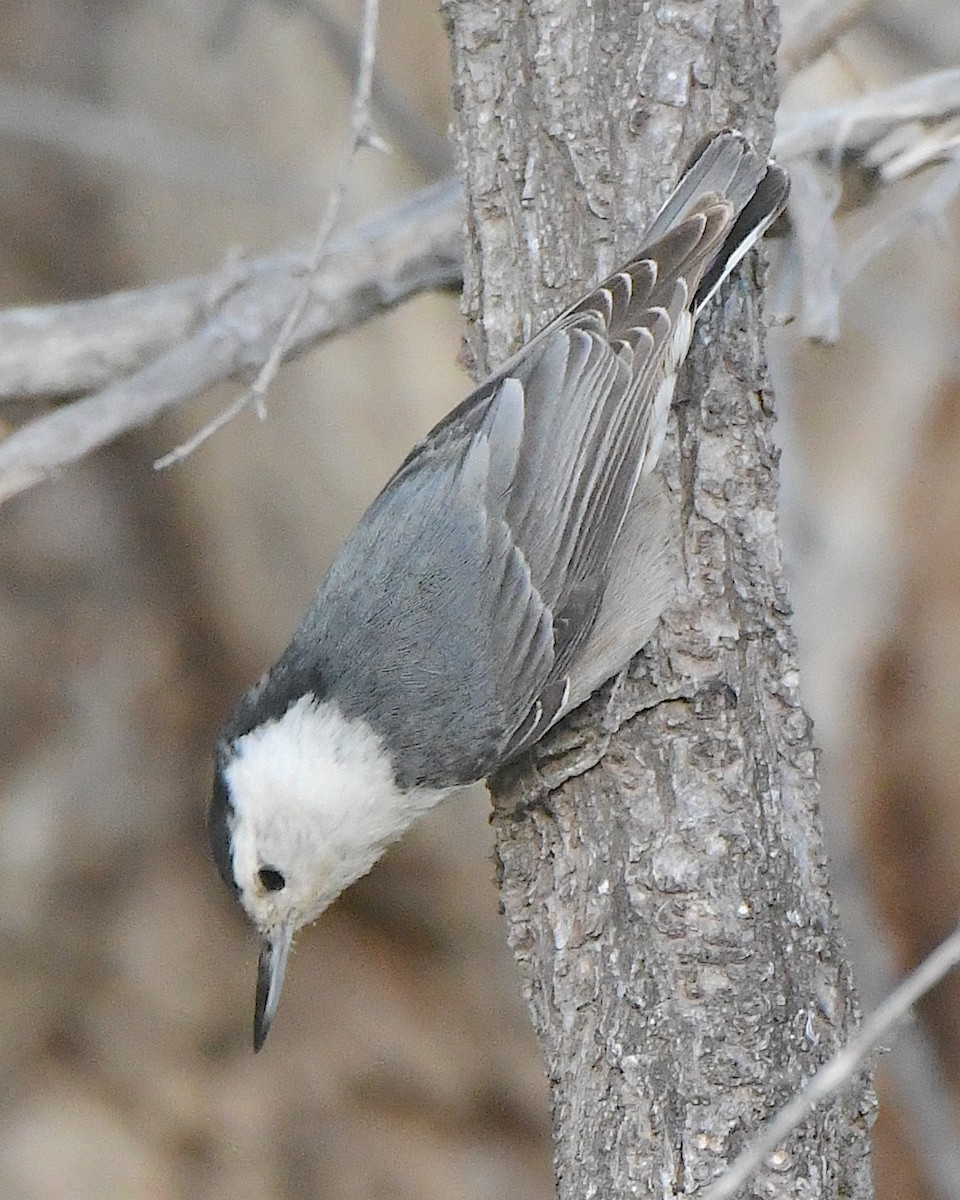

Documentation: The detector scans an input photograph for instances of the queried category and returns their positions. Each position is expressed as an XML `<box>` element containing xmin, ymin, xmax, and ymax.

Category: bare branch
<box><xmin>3</xmin><ymin>68</ymin><xmax>959</xmax><ymax>498</ymax></box>
<box><xmin>5</xmin><ymin>69</ymin><xmax>953</xmax><ymax>406</ymax></box>
<box><xmin>775</xmin><ymin>67</ymin><xmax>960</xmax><ymax>161</ymax></box>
<box><xmin>192</xmin><ymin>0</ymin><xmax>384</xmax><ymax>464</ymax></box>
<box><xmin>773</xmin><ymin>69</ymin><xmax>960</xmax><ymax>342</ymax></box>
<box><xmin>786</xmin><ymin>156</ymin><xmax>843</xmax><ymax>341</ymax></box>
<box><xmin>0</xmin><ymin>180</ymin><xmax>460</xmax><ymax>401</ymax></box>
<box><xmin>703</xmin><ymin>922</ymin><xmax>960</xmax><ymax>1200</ymax></box>
<box><xmin>0</xmin><ymin>179</ymin><xmax>461</xmax><ymax>502</ymax></box>
<box><xmin>778</xmin><ymin>0</ymin><xmax>876</xmax><ymax>80</ymax></box>
<box><xmin>867</xmin><ymin>115</ymin><xmax>960</xmax><ymax>181</ymax></box>
<box><xmin>0</xmin><ymin>274</ymin><xmax>223</xmax><ymax>402</ymax></box>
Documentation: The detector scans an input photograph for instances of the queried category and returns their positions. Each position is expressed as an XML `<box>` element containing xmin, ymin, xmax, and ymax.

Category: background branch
<box><xmin>3</xmin><ymin>60</ymin><xmax>958</xmax><ymax>500</ymax></box>
<box><xmin>157</xmin><ymin>0</ymin><xmax>385</xmax><ymax>466</ymax></box>
<box><xmin>5</xmin><ymin>2</ymin><xmax>959</xmax><ymax>1197</ymax></box>
<box><xmin>0</xmin><ymin>180</ymin><xmax>461</xmax><ymax>501</ymax></box>
<box><xmin>775</xmin><ymin>67</ymin><xmax>960</xmax><ymax>161</ymax></box>
<box><xmin>268</xmin><ymin>0</ymin><xmax>451</xmax><ymax>177</ymax></box>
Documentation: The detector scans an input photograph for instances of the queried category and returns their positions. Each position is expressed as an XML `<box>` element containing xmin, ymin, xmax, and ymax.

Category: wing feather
<box><xmin>366</xmin><ymin>134</ymin><xmax>786</xmax><ymax>769</ymax></box>
<box><xmin>445</xmin><ymin>213</ymin><xmax>730</xmax><ymax>759</ymax></box>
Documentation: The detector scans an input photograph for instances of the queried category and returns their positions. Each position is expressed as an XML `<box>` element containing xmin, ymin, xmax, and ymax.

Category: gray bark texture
<box><xmin>443</xmin><ymin>2</ymin><xmax>876</xmax><ymax>1198</ymax></box>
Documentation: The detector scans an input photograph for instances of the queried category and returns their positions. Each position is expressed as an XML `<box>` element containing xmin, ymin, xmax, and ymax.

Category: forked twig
<box><xmin>154</xmin><ymin>0</ymin><xmax>383</xmax><ymax>469</ymax></box>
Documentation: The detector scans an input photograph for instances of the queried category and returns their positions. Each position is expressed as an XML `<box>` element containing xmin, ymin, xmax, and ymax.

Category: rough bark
<box><xmin>444</xmin><ymin>2</ymin><xmax>875</xmax><ymax>1197</ymax></box>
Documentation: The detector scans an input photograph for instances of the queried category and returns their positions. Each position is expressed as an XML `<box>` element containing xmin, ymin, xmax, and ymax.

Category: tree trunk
<box><xmin>444</xmin><ymin>2</ymin><xmax>875</xmax><ymax>1196</ymax></box>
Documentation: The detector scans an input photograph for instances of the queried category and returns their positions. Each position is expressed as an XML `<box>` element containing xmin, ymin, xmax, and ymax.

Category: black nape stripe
<box><xmin>208</xmin><ymin>763</ymin><xmax>240</xmax><ymax>898</ymax></box>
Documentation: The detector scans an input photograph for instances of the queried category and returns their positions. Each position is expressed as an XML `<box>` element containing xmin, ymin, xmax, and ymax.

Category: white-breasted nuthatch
<box><xmin>208</xmin><ymin>130</ymin><xmax>789</xmax><ymax>1050</ymax></box>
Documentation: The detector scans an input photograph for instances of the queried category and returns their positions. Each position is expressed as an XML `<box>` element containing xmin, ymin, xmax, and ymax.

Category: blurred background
<box><xmin>1</xmin><ymin>1</ymin><xmax>959</xmax><ymax>1196</ymax></box>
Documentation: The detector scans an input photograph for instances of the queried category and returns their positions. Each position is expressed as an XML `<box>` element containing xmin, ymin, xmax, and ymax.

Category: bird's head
<box><xmin>208</xmin><ymin>693</ymin><xmax>437</xmax><ymax>1049</ymax></box>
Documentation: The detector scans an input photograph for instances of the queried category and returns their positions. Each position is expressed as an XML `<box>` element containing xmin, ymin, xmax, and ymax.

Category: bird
<box><xmin>208</xmin><ymin>130</ymin><xmax>789</xmax><ymax>1051</ymax></box>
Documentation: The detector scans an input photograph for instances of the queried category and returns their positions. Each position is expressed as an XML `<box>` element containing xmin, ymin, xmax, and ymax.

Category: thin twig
<box><xmin>702</xmin><ymin>921</ymin><xmax>960</xmax><ymax>1200</ymax></box>
<box><xmin>248</xmin><ymin>0</ymin><xmax>382</xmax><ymax>411</ymax></box>
<box><xmin>0</xmin><ymin>181</ymin><xmax>460</xmax><ymax>405</ymax></box>
<box><xmin>3</xmin><ymin>71</ymin><xmax>960</xmax><ymax>496</ymax></box>
<box><xmin>274</xmin><ymin>0</ymin><xmax>450</xmax><ymax>177</ymax></box>
<box><xmin>825</xmin><ymin>827</ymin><xmax>960</xmax><ymax>1200</ymax></box>
<box><xmin>0</xmin><ymin>180</ymin><xmax>461</xmax><ymax>503</ymax></box>
<box><xmin>156</xmin><ymin>0</ymin><xmax>383</xmax><ymax>469</ymax></box>
<box><xmin>152</xmin><ymin>392</ymin><xmax>253</xmax><ymax>469</ymax></box>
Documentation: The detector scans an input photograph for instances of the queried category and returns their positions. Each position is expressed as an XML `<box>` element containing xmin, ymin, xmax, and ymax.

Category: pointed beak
<box><xmin>254</xmin><ymin>924</ymin><xmax>293</xmax><ymax>1051</ymax></box>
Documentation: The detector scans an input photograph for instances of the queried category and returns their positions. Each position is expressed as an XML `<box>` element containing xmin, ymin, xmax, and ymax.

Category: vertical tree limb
<box><xmin>444</xmin><ymin>1</ymin><xmax>875</xmax><ymax>1196</ymax></box>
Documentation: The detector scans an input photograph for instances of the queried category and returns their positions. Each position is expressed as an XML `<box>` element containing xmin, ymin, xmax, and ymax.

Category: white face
<box><xmin>217</xmin><ymin>694</ymin><xmax>450</xmax><ymax>1048</ymax></box>
<box><xmin>222</xmin><ymin>694</ymin><xmax>446</xmax><ymax>936</ymax></box>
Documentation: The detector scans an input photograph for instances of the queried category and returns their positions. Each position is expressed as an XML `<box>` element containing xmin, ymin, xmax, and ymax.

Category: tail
<box><xmin>643</xmin><ymin>130</ymin><xmax>789</xmax><ymax>314</ymax></box>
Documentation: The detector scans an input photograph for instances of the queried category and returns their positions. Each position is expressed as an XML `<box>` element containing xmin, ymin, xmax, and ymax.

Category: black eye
<box><xmin>257</xmin><ymin>866</ymin><xmax>286</xmax><ymax>892</ymax></box>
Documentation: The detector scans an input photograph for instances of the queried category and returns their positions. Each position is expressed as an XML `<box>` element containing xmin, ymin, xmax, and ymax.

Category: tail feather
<box><xmin>692</xmin><ymin>162</ymin><xmax>789</xmax><ymax>312</ymax></box>
<box><xmin>642</xmin><ymin>130</ymin><xmax>788</xmax><ymax>313</ymax></box>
